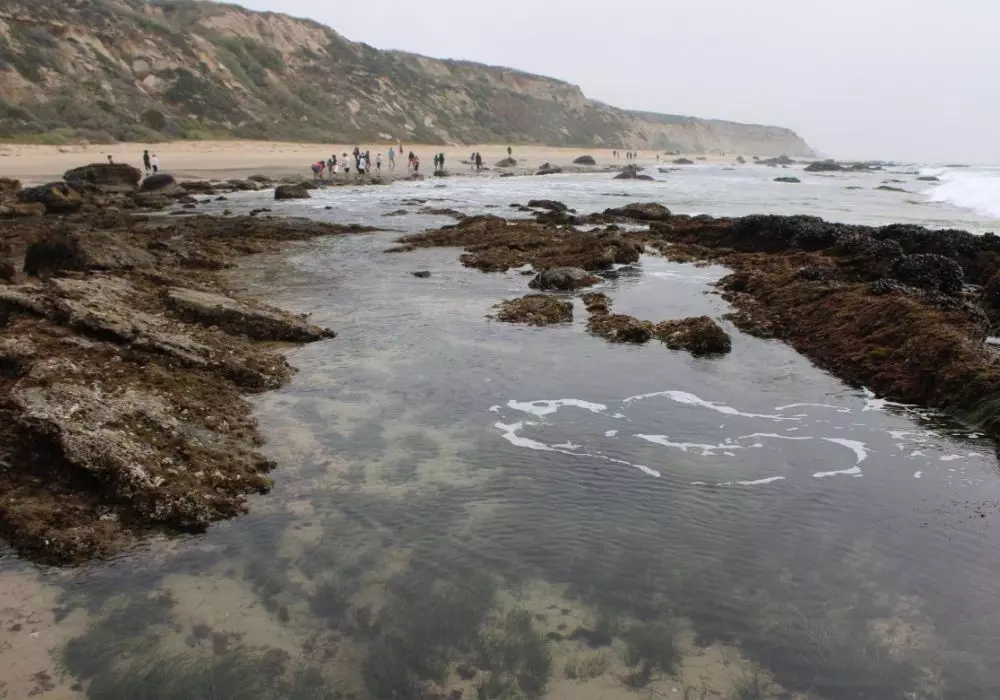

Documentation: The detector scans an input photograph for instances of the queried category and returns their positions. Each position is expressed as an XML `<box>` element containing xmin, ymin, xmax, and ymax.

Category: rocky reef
<box><xmin>0</xmin><ymin>178</ymin><xmax>372</xmax><ymax>564</ymax></box>
<box><xmin>403</xmin><ymin>201</ymin><xmax>1000</xmax><ymax>442</ymax></box>
<box><xmin>494</xmin><ymin>295</ymin><xmax>573</xmax><ymax>326</ymax></box>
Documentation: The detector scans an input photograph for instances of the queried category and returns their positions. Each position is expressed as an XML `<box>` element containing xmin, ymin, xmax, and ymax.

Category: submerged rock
<box><xmin>527</xmin><ymin>199</ymin><xmax>570</xmax><ymax>213</ymax></box>
<box><xmin>673</xmin><ymin>158</ymin><xmax>695</xmax><ymax>165</ymax></box>
<box><xmin>775</xmin><ymin>177</ymin><xmax>801</xmax><ymax>183</ymax></box>
<box><xmin>655</xmin><ymin>316</ymin><xmax>732</xmax><ymax>356</ymax></box>
<box><xmin>529</xmin><ymin>267</ymin><xmax>601</xmax><ymax>291</ymax></box>
<box><xmin>495</xmin><ymin>294</ymin><xmax>573</xmax><ymax>325</ymax></box>
<box><xmin>804</xmin><ymin>160</ymin><xmax>845</xmax><ymax>172</ymax></box>
<box><xmin>536</xmin><ymin>163</ymin><xmax>563</xmax><ymax>175</ymax></box>
<box><xmin>412</xmin><ymin>270</ymin><xmax>431</xmax><ymax>278</ymax></box>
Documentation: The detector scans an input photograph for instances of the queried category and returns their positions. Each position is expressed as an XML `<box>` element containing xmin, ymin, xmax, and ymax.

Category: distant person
<box><xmin>413</xmin><ymin>155</ymin><xmax>420</xmax><ymax>173</ymax></box>
<box><xmin>376</xmin><ymin>153</ymin><xmax>382</xmax><ymax>173</ymax></box>
<box><xmin>150</xmin><ymin>154</ymin><xmax>160</xmax><ymax>173</ymax></box>
<box><xmin>357</xmin><ymin>154</ymin><xmax>367</xmax><ymax>178</ymax></box>
<box><xmin>475</xmin><ymin>152</ymin><xmax>482</xmax><ymax>173</ymax></box>
<box><xmin>507</xmin><ymin>146</ymin><xmax>512</xmax><ymax>157</ymax></box>
<box><xmin>326</xmin><ymin>156</ymin><xmax>335</xmax><ymax>178</ymax></box>
<box><xmin>388</xmin><ymin>147</ymin><xmax>395</xmax><ymax>171</ymax></box>
<box><xmin>312</xmin><ymin>161</ymin><xmax>325</xmax><ymax>180</ymax></box>
<box><xmin>343</xmin><ymin>153</ymin><xmax>351</xmax><ymax>176</ymax></box>
<box><xmin>142</xmin><ymin>149</ymin><xmax>151</xmax><ymax>173</ymax></box>
<box><xmin>107</xmin><ymin>155</ymin><xmax>113</xmax><ymax>164</ymax></box>
<box><xmin>439</xmin><ymin>152</ymin><xmax>445</xmax><ymax>172</ymax></box>
<box><xmin>408</xmin><ymin>151</ymin><xmax>416</xmax><ymax>171</ymax></box>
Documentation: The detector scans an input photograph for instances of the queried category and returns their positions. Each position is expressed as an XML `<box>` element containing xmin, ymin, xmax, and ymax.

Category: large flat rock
<box><xmin>166</xmin><ymin>287</ymin><xmax>334</xmax><ymax>341</ymax></box>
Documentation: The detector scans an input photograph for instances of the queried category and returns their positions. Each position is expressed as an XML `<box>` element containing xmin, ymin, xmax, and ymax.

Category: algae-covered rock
<box><xmin>529</xmin><ymin>267</ymin><xmax>601</xmax><ymax>291</ymax></box>
<box><xmin>495</xmin><ymin>294</ymin><xmax>573</xmax><ymax>326</ymax></box>
<box><xmin>19</xmin><ymin>182</ymin><xmax>83</xmax><ymax>214</ymax></box>
<box><xmin>604</xmin><ymin>202</ymin><xmax>671</xmax><ymax>221</ymax></box>
<box><xmin>166</xmin><ymin>287</ymin><xmax>334</xmax><ymax>341</ymax></box>
<box><xmin>655</xmin><ymin>316</ymin><xmax>732</xmax><ymax>356</ymax></box>
<box><xmin>587</xmin><ymin>313</ymin><xmax>655</xmax><ymax>343</ymax></box>
<box><xmin>581</xmin><ymin>292</ymin><xmax>612</xmax><ymax>313</ymax></box>
<box><xmin>23</xmin><ymin>228</ymin><xmax>153</xmax><ymax>276</ymax></box>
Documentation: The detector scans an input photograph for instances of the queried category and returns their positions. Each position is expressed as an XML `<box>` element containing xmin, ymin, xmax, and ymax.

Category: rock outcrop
<box><xmin>573</xmin><ymin>155</ymin><xmax>597</xmax><ymax>165</ymax></box>
<box><xmin>64</xmin><ymin>163</ymin><xmax>142</xmax><ymax>192</ymax></box>
<box><xmin>495</xmin><ymin>294</ymin><xmax>573</xmax><ymax>325</ymax></box>
<box><xmin>529</xmin><ymin>267</ymin><xmax>601</xmax><ymax>291</ymax></box>
<box><xmin>275</xmin><ymin>184</ymin><xmax>311</xmax><ymax>200</ymax></box>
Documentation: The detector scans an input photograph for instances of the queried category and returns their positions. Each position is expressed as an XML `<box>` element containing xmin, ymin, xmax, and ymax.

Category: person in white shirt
<box><xmin>150</xmin><ymin>154</ymin><xmax>160</xmax><ymax>173</ymax></box>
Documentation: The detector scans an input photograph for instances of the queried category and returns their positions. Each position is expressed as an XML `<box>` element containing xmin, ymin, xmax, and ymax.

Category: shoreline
<box><xmin>0</xmin><ymin>140</ymin><xmax>739</xmax><ymax>184</ymax></box>
<box><xmin>2</xmin><ymin>163</ymin><xmax>999</xmax><ymax>564</ymax></box>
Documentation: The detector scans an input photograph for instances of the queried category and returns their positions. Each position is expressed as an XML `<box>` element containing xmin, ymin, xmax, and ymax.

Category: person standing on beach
<box><xmin>150</xmin><ymin>154</ymin><xmax>160</xmax><ymax>173</ymax></box>
<box><xmin>343</xmin><ymin>153</ymin><xmax>351</xmax><ymax>177</ymax></box>
<box><xmin>376</xmin><ymin>153</ymin><xmax>382</xmax><ymax>173</ymax></box>
<box><xmin>142</xmin><ymin>150</ymin><xmax>151</xmax><ymax>173</ymax></box>
<box><xmin>388</xmin><ymin>147</ymin><xmax>395</xmax><ymax>171</ymax></box>
<box><xmin>507</xmin><ymin>146</ymin><xmax>512</xmax><ymax>158</ymax></box>
<box><xmin>439</xmin><ymin>152</ymin><xmax>446</xmax><ymax>172</ymax></box>
<box><xmin>474</xmin><ymin>152</ymin><xmax>482</xmax><ymax>173</ymax></box>
<box><xmin>327</xmin><ymin>155</ymin><xmax>335</xmax><ymax>179</ymax></box>
<box><xmin>413</xmin><ymin>155</ymin><xmax>420</xmax><ymax>174</ymax></box>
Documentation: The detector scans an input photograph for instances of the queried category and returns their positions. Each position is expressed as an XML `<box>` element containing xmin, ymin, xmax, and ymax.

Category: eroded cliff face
<box><xmin>0</xmin><ymin>0</ymin><xmax>813</xmax><ymax>155</ymax></box>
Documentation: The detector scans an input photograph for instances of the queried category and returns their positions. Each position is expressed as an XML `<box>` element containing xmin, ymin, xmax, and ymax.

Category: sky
<box><xmin>233</xmin><ymin>0</ymin><xmax>999</xmax><ymax>163</ymax></box>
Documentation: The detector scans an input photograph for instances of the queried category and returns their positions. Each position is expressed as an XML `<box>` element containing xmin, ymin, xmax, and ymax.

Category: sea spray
<box><xmin>924</xmin><ymin>167</ymin><xmax>1000</xmax><ymax>219</ymax></box>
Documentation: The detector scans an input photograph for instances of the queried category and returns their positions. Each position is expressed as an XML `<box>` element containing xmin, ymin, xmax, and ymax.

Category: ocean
<box><xmin>3</xmin><ymin>162</ymin><xmax>999</xmax><ymax>699</ymax></box>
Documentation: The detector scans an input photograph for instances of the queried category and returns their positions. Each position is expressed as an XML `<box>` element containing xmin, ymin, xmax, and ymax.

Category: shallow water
<box><xmin>3</xmin><ymin>164</ymin><xmax>1000</xmax><ymax>699</ymax></box>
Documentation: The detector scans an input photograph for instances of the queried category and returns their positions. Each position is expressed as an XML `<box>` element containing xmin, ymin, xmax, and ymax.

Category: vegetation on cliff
<box><xmin>0</xmin><ymin>0</ymin><xmax>813</xmax><ymax>153</ymax></box>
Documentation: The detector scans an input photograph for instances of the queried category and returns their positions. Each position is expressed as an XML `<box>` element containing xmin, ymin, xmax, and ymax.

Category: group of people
<box><xmin>612</xmin><ymin>150</ymin><xmax>640</xmax><ymax>161</ymax></box>
<box><xmin>141</xmin><ymin>149</ymin><xmax>160</xmax><ymax>174</ymax></box>
<box><xmin>432</xmin><ymin>153</ymin><xmax>447</xmax><ymax>173</ymax></box>
<box><xmin>469</xmin><ymin>152</ymin><xmax>484</xmax><ymax>172</ymax></box>
<box><xmin>312</xmin><ymin>146</ymin><xmax>391</xmax><ymax>180</ymax></box>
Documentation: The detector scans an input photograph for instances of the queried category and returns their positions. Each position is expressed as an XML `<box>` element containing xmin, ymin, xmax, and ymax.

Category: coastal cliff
<box><xmin>0</xmin><ymin>0</ymin><xmax>813</xmax><ymax>155</ymax></box>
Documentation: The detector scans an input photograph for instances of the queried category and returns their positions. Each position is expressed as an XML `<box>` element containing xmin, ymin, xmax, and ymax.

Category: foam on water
<box><xmin>924</xmin><ymin>167</ymin><xmax>1000</xmax><ymax>220</ymax></box>
<box><xmin>623</xmin><ymin>390</ymin><xmax>796</xmax><ymax>421</ymax></box>
<box><xmin>506</xmin><ymin>398</ymin><xmax>608</xmax><ymax>418</ymax></box>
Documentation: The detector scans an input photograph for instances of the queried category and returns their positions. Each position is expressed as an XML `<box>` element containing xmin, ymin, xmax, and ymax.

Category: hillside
<box><xmin>0</xmin><ymin>0</ymin><xmax>814</xmax><ymax>155</ymax></box>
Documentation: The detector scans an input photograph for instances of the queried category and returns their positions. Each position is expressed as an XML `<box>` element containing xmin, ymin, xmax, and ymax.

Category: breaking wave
<box><xmin>924</xmin><ymin>167</ymin><xmax>1000</xmax><ymax>219</ymax></box>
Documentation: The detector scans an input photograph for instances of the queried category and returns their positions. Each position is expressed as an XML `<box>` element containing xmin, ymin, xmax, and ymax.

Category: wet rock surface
<box><xmin>274</xmin><ymin>184</ymin><xmax>311</xmax><ymax>200</ymax></box>
<box><xmin>495</xmin><ymin>294</ymin><xmax>573</xmax><ymax>325</ymax></box>
<box><xmin>587</xmin><ymin>313</ymin><xmax>656</xmax><ymax>343</ymax></box>
<box><xmin>0</xmin><ymin>211</ymin><xmax>372</xmax><ymax>564</ymax></box>
<box><xmin>655</xmin><ymin>316</ymin><xmax>732</xmax><ymax>356</ymax></box>
<box><xmin>529</xmin><ymin>267</ymin><xmax>601</xmax><ymax>291</ymax></box>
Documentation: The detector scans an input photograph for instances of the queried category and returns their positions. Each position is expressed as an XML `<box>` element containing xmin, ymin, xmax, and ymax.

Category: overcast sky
<box><xmin>234</xmin><ymin>0</ymin><xmax>998</xmax><ymax>163</ymax></box>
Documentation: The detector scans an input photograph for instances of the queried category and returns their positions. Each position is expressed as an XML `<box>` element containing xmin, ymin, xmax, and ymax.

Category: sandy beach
<box><xmin>0</xmin><ymin>140</ymin><xmax>729</xmax><ymax>184</ymax></box>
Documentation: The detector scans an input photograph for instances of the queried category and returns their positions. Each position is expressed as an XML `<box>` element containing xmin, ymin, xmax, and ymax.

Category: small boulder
<box><xmin>581</xmin><ymin>292</ymin><xmax>612</xmax><ymax>314</ymax></box>
<box><xmin>179</xmin><ymin>180</ymin><xmax>217</xmax><ymax>194</ymax></box>
<box><xmin>63</xmin><ymin>163</ymin><xmax>142</xmax><ymax>192</ymax></box>
<box><xmin>536</xmin><ymin>163</ymin><xmax>563</xmax><ymax>176</ymax></box>
<box><xmin>529</xmin><ymin>267</ymin><xmax>601</xmax><ymax>291</ymax></box>
<box><xmin>673</xmin><ymin>158</ymin><xmax>695</xmax><ymax>165</ymax></box>
<box><xmin>19</xmin><ymin>182</ymin><xmax>83</xmax><ymax>214</ymax></box>
<box><xmin>274</xmin><ymin>184</ymin><xmax>311</xmax><ymax>200</ymax></box>
<box><xmin>495</xmin><ymin>158</ymin><xmax>518</xmax><ymax>168</ymax></box>
<box><xmin>604</xmin><ymin>202</ymin><xmax>671</xmax><ymax>221</ymax></box>
<box><xmin>774</xmin><ymin>177</ymin><xmax>801</xmax><ymax>183</ymax></box>
<box><xmin>140</xmin><ymin>173</ymin><xmax>186</xmax><ymax>197</ymax></box>
<box><xmin>587</xmin><ymin>313</ymin><xmax>655</xmax><ymax>343</ymax></box>
<box><xmin>573</xmin><ymin>155</ymin><xmax>597</xmax><ymax>165</ymax></box>
<box><xmin>527</xmin><ymin>199</ymin><xmax>570</xmax><ymax>213</ymax></box>
<box><xmin>654</xmin><ymin>317</ymin><xmax>732</xmax><ymax>356</ymax></box>
<box><xmin>412</xmin><ymin>270</ymin><xmax>431</xmax><ymax>279</ymax></box>
<box><xmin>916</xmin><ymin>176</ymin><xmax>940</xmax><ymax>182</ymax></box>
<box><xmin>495</xmin><ymin>294</ymin><xmax>573</xmax><ymax>326</ymax></box>
<box><xmin>614</xmin><ymin>165</ymin><xmax>653</xmax><ymax>180</ymax></box>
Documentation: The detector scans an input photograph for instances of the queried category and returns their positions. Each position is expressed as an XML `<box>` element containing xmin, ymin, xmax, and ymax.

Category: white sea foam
<box><xmin>506</xmin><ymin>399</ymin><xmax>608</xmax><ymax>418</ymax></box>
<box><xmin>623</xmin><ymin>390</ymin><xmax>796</xmax><ymax>421</ymax></box>
<box><xmin>636</xmin><ymin>434</ymin><xmax>742</xmax><ymax>456</ymax></box>
<box><xmin>823</xmin><ymin>438</ymin><xmax>869</xmax><ymax>464</ymax></box>
<box><xmin>495</xmin><ymin>421</ymin><xmax>659</xmax><ymax>477</ymax></box>
<box><xmin>813</xmin><ymin>466</ymin><xmax>863</xmax><ymax>479</ymax></box>
<box><xmin>925</xmin><ymin>168</ymin><xmax>1000</xmax><ymax>220</ymax></box>
<box><xmin>775</xmin><ymin>403</ymin><xmax>851</xmax><ymax>413</ymax></box>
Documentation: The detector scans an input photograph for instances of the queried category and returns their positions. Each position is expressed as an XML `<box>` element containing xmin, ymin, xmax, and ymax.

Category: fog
<box><xmin>235</xmin><ymin>0</ymin><xmax>1000</xmax><ymax>163</ymax></box>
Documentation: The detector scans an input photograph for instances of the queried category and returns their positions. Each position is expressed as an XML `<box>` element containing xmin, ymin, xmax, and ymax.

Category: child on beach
<box><xmin>150</xmin><ymin>154</ymin><xmax>160</xmax><ymax>173</ymax></box>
